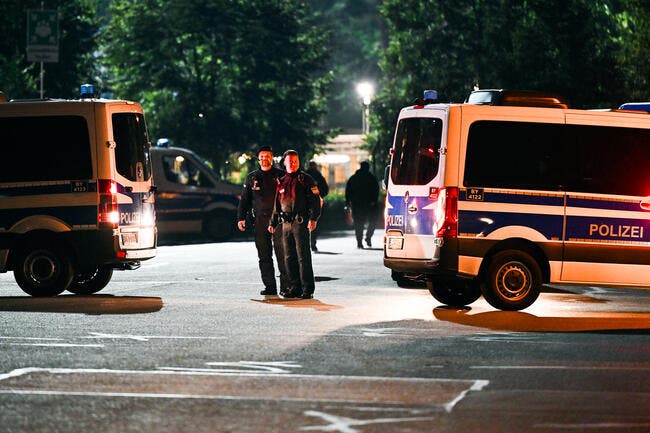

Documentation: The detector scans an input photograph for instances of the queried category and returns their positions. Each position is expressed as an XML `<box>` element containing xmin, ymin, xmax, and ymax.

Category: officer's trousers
<box><xmin>351</xmin><ymin>205</ymin><xmax>377</xmax><ymax>245</ymax></box>
<box><xmin>254</xmin><ymin>216</ymin><xmax>288</xmax><ymax>291</ymax></box>
<box><xmin>281</xmin><ymin>220</ymin><xmax>315</xmax><ymax>294</ymax></box>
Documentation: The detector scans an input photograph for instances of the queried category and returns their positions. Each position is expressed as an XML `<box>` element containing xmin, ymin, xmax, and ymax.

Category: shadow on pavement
<box><xmin>251</xmin><ymin>297</ymin><xmax>344</xmax><ymax>312</ymax></box>
<box><xmin>0</xmin><ymin>295</ymin><xmax>164</xmax><ymax>315</ymax></box>
<box><xmin>432</xmin><ymin>306</ymin><xmax>650</xmax><ymax>333</ymax></box>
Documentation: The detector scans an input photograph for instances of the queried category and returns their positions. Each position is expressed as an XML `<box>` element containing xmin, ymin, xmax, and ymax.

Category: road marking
<box><xmin>0</xmin><ymin>367</ymin><xmax>488</xmax><ymax>410</ymax></box>
<box><xmin>82</xmin><ymin>332</ymin><xmax>227</xmax><ymax>341</ymax></box>
<box><xmin>161</xmin><ymin>361</ymin><xmax>302</xmax><ymax>374</ymax></box>
<box><xmin>4</xmin><ymin>343</ymin><xmax>104</xmax><ymax>348</ymax></box>
<box><xmin>0</xmin><ymin>337</ymin><xmax>62</xmax><ymax>341</ymax></box>
<box><xmin>301</xmin><ymin>410</ymin><xmax>436</xmax><ymax>433</ymax></box>
<box><xmin>535</xmin><ymin>422</ymin><xmax>650</xmax><ymax>429</ymax></box>
<box><xmin>471</xmin><ymin>365</ymin><xmax>650</xmax><ymax>371</ymax></box>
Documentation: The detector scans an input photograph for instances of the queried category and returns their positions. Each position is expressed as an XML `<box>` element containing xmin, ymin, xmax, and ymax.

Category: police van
<box><xmin>384</xmin><ymin>89</ymin><xmax>650</xmax><ymax>310</ymax></box>
<box><xmin>150</xmin><ymin>144</ymin><xmax>240</xmax><ymax>241</ymax></box>
<box><xmin>0</xmin><ymin>85</ymin><xmax>156</xmax><ymax>297</ymax></box>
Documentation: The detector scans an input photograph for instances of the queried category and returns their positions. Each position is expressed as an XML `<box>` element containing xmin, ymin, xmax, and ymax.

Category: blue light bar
<box><xmin>80</xmin><ymin>84</ymin><xmax>94</xmax><ymax>99</ymax></box>
<box><xmin>423</xmin><ymin>90</ymin><xmax>438</xmax><ymax>101</ymax></box>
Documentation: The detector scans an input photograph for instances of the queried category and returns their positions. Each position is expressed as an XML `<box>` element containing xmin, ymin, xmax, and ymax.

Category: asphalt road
<box><xmin>1</xmin><ymin>231</ymin><xmax>649</xmax><ymax>433</ymax></box>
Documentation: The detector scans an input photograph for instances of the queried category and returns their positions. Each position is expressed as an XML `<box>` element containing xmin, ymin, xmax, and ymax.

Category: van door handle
<box><xmin>641</xmin><ymin>198</ymin><xmax>650</xmax><ymax>211</ymax></box>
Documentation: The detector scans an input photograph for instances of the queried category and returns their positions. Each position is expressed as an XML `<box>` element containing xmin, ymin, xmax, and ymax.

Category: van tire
<box><xmin>482</xmin><ymin>250</ymin><xmax>541</xmax><ymax>311</ymax></box>
<box><xmin>203</xmin><ymin>211</ymin><xmax>235</xmax><ymax>241</ymax></box>
<box><xmin>67</xmin><ymin>265</ymin><xmax>113</xmax><ymax>295</ymax></box>
<box><xmin>427</xmin><ymin>278</ymin><xmax>481</xmax><ymax>307</ymax></box>
<box><xmin>14</xmin><ymin>243</ymin><xmax>74</xmax><ymax>297</ymax></box>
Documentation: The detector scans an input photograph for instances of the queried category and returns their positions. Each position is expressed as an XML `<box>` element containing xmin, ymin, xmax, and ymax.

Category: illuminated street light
<box><xmin>356</xmin><ymin>81</ymin><xmax>374</xmax><ymax>135</ymax></box>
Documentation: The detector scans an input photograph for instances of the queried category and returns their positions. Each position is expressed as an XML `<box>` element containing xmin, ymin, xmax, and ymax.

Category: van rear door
<box><xmin>109</xmin><ymin>106</ymin><xmax>156</xmax><ymax>254</ymax></box>
<box><xmin>385</xmin><ymin>108</ymin><xmax>447</xmax><ymax>261</ymax></box>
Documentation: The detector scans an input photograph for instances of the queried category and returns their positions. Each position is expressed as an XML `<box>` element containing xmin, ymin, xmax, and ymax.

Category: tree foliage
<box><xmin>369</xmin><ymin>0</ymin><xmax>641</xmax><ymax>168</ymax></box>
<box><xmin>310</xmin><ymin>0</ymin><xmax>383</xmax><ymax>132</ymax></box>
<box><xmin>0</xmin><ymin>0</ymin><xmax>99</xmax><ymax>99</ymax></box>
<box><xmin>103</xmin><ymin>0</ymin><xmax>331</xmax><ymax>174</ymax></box>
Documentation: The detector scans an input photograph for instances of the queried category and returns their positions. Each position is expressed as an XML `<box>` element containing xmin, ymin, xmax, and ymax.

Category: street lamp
<box><xmin>356</xmin><ymin>81</ymin><xmax>374</xmax><ymax>135</ymax></box>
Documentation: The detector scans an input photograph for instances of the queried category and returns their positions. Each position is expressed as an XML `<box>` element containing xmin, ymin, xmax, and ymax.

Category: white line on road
<box><xmin>471</xmin><ymin>365</ymin><xmax>650</xmax><ymax>371</ymax></box>
<box><xmin>82</xmin><ymin>332</ymin><xmax>227</xmax><ymax>341</ymax></box>
<box><xmin>535</xmin><ymin>422</ymin><xmax>650</xmax><ymax>429</ymax></box>
<box><xmin>300</xmin><ymin>410</ymin><xmax>437</xmax><ymax>433</ymax></box>
<box><xmin>0</xmin><ymin>366</ymin><xmax>489</xmax><ymax>411</ymax></box>
<box><xmin>0</xmin><ymin>337</ymin><xmax>63</xmax><ymax>341</ymax></box>
<box><xmin>3</xmin><ymin>343</ymin><xmax>104</xmax><ymax>348</ymax></box>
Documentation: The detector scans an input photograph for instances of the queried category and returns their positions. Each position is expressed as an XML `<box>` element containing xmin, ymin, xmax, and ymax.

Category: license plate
<box><xmin>387</xmin><ymin>237</ymin><xmax>404</xmax><ymax>250</ymax></box>
<box><xmin>121</xmin><ymin>232</ymin><xmax>138</xmax><ymax>246</ymax></box>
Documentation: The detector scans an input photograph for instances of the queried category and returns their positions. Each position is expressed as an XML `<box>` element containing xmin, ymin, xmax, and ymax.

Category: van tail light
<box><xmin>436</xmin><ymin>187</ymin><xmax>458</xmax><ymax>239</ymax></box>
<box><xmin>98</xmin><ymin>179</ymin><xmax>119</xmax><ymax>228</ymax></box>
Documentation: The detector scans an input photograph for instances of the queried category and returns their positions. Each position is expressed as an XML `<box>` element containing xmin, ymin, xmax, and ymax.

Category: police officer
<box><xmin>237</xmin><ymin>146</ymin><xmax>288</xmax><ymax>295</ymax></box>
<box><xmin>305</xmin><ymin>160</ymin><xmax>329</xmax><ymax>252</ymax></box>
<box><xmin>268</xmin><ymin>150</ymin><xmax>321</xmax><ymax>299</ymax></box>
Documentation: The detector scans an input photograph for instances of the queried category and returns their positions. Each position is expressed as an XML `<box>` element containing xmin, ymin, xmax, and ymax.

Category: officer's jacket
<box><xmin>270</xmin><ymin>171</ymin><xmax>321</xmax><ymax>226</ymax></box>
<box><xmin>237</xmin><ymin>166</ymin><xmax>285</xmax><ymax>220</ymax></box>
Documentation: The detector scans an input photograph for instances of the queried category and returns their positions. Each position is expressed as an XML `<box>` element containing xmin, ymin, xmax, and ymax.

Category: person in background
<box><xmin>237</xmin><ymin>146</ymin><xmax>288</xmax><ymax>296</ymax></box>
<box><xmin>305</xmin><ymin>160</ymin><xmax>329</xmax><ymax>252</ymax></box>
<box><xmin>268</xmin><ymin>150</ymin><xmax>321</xmax><ymax>299</ymax></box>
<box><xmin>345</xmin><ymin>161</ymin><xmax>380</xmax><ymax>249</ymax></box>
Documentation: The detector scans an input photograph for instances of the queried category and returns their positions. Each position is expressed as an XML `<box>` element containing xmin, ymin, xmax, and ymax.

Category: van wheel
<box><xmin>14</xmin><ymin>244</ymin><xmax>74</xmax><ymax>297</ymax></box>
<box><xmin>391</xmin><ymin>270</ymin><xmax>409</xmax><ymax>287</ymax></box>
<box><xmin>482</xmin><ymin>250</ymin><xmax>541</xmax><ymax>311</ymax></box>
<box><xmin>426</xmin><ymin>278</ymin><xmax>481</xmax><ymax>307</ymax></box>
<box><xmin>203</xmin><ymin>211</ymin><xmax>235</xmax><ymax>241</ymax></box>
<box><xmin>67</xmin><ymin>266</ymin><xmax>113</xmax><ymax>295</ymax></box>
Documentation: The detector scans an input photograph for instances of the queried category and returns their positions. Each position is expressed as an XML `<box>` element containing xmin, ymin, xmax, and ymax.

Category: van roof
<box><xmin>465</xmin><ymin>89</ymin><xmax>570</xmax><ymax>109</ymax></box>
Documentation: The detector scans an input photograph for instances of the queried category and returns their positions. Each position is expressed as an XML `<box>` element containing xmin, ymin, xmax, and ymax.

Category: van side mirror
<box><xmin>383</xmin><ymin>165</ymin><xmax>390</xmax><ymax>190</ymax></box>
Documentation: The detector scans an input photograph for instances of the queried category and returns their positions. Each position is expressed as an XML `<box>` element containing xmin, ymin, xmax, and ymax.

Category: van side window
<box><xmin>567</xmin><ymin>125</ymin><xmax>650</xmax><ymax>196</ymax></box>
<box><xmin>113</xmin><ymin>113</ymin><xmax>152</xmax><ymax>182</ymax></box>
<box><xmin>465</xmin><ymin>121</ymin><xmax>650</xmax><ymax>196</ymax></box>
<box><xmin>391</xmin><ymin>118</ymin><xmax>443</xmax><ymax>185</ymax></box>
<box><xmin>465</xmin><ymin>121</ymin><xmax>564</xmax><ymax>191</ymax></box>
<box><xmin>0</xmin><ymin>115</ymin><xmax>92</xmax><ymax>182</ymax></box>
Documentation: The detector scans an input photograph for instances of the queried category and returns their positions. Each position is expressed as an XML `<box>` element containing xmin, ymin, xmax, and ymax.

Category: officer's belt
<box><xmin>279</xmin><ymin>212</ymin><xmax>308</xmax><ymax>224</ymax></box>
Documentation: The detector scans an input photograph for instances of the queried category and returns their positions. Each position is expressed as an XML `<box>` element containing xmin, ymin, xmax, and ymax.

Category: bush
<box><xmin>319</xmin><ymin>191</ymin><xmax>385</xmax><ymax>232</ymax></box>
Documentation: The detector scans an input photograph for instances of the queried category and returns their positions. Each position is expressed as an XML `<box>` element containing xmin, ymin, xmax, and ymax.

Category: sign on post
<box><xmin>26</xmin><ymin>9</ymin><xmax>59</xmax><ymax>63</ymax></box>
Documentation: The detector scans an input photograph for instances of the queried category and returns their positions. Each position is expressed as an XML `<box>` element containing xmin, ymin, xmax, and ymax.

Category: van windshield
<box><xmin>113</xmin><ymin>113</ymin><xmax>152</xmax><ymax>182</ymax></box>
<box><xmin>391</xmin><ymin>117</ymin><xmax>443</xmax><ymax>185</ymax></box>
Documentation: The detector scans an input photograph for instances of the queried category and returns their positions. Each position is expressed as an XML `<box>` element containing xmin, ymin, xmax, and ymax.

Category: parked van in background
<box><xmin>151</xmin><ymin>143</ymin><xmax>240</xmax><ymax>241</ymax></box>
<box><xmin>384</xmin><ymin>89</ymin><xmax>650</xmax><ymax>311</ymax></box>
<box><xmin>0</xmin><ymin>85</ymin><xmax>156</xmax><ymax>297</ymax></box>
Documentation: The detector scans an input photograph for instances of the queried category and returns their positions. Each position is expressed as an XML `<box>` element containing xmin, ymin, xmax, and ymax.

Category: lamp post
<box><xmin>355</xmin><ymin>81</ymin><xmax>374</xmax><ymax>135</ymax></box>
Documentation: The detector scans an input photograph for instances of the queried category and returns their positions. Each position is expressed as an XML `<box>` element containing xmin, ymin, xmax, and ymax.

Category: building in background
<box><xmin>312</xmin><ymin>134</ymin><xmax>369</xmax><ymax>193</ymax></box>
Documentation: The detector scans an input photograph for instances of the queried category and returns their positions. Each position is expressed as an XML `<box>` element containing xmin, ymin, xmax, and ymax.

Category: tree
<box><xmin>103</xmin><ymin>0</ymin><xmax>331</xmax><ymax>174</ymax></box>
<box><xmin>0</xmin><ymin>0</ymin><xmax>100</xmax><ymax>99</ymax></box>
<box><xmin>310</xmin><ymin>0</ymin><xmax>383</xmax><ymax>132</ymax></box>
<box><xmin>368</xmin><ymin>0</ymin><xmax>629</xmax><ymax>168</ymax></box>
<box><xmin>618</xmin><ymin>0</ymin><xmax>650</xmax><ymax>101</ymax></box>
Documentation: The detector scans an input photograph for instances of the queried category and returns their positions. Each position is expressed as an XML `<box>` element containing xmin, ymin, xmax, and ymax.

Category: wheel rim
<box><xmin>24</xmin><ymin>250</ymin><xmax>60</xmax><ymax>287</ymax></box>
<box><xmin>495</xmin><ymin>261</ymin><xmax>531</xmax><ymax>301</ymax></box>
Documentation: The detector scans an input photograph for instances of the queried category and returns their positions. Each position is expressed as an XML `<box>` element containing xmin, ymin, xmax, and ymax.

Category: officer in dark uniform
<box><xmin>305</xmin><ymin>160</ymin><xmax>329</xmax><ymax>252</ymax></box>
<box><xmin>268</xmin><ymin>150</ymin><xmax>321</xmax><ymax>299</ymax></box>
<box><xmin>237</xmin><ymin>146</ymin><xmax>288</xmax><ymax>295</ymax></box>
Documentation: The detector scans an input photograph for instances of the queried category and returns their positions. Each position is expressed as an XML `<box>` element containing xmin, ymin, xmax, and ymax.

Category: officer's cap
<box><xmin>258</xmin><ymin>145</ymin><xmax>273</xmax><ymax>154</ymax></box>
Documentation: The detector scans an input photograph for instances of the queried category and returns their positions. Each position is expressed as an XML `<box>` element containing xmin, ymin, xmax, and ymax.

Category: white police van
<box><xmin>150</xmin><ymin>144</ymin><xmax>240</xmax><ymax>240</ymax></box>
<box><xmin>384</xmin><ymin>89</ymin><xmax>650</xmax><ymax>310</ymax></box>
<box><xmin>0</xmin><ymin>85</ymin><xmax>156</xmax><ymax>296</ymax></box>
